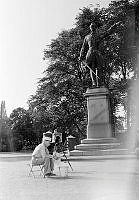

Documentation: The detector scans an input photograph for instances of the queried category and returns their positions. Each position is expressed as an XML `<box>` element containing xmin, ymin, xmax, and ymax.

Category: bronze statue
<box><xmin>79</xmin><ymin>21</ymin><xmax>121</xmax><ymax>87</ymax></box>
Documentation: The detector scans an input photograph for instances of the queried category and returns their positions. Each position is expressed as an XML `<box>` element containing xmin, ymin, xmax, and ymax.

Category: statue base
<box><xmin>84</xmin><ymin>87</ymin><xmax>112</xmax><ymax>138</ymax></box>
<box><xmin>70</xmin><ymin>87</ymin><xmax>131</xmax><ymax>156</ymax></box>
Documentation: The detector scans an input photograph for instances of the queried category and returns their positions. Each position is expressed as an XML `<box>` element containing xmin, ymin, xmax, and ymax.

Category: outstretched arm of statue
<box><xmin>108</xmin><ymin>21</ymin><xmax>123</xmax><ymax>33</ymax></box>
<box><xmin>99</xmin><ymin>21</ymin><xmax>123</xmax><ymax>40</ymax></box>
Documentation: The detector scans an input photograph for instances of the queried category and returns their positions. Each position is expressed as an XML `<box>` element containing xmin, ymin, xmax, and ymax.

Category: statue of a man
<box><xmin>79</xmin><ymin>21</ymin><xmax>120</xmax><ymax>87</ymax></box>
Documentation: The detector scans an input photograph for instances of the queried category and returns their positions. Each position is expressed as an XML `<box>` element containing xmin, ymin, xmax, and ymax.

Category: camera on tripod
<box><xmin>48</xmin><ymin>129</ymin><xmax>63</xmax><ymax>153</ymax></box>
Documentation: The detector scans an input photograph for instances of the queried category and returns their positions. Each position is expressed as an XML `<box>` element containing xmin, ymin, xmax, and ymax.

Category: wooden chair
<box><xmin>27</xmin><ymin>163</ymin><xmax>45</xmax><ymax>178</ymax></box>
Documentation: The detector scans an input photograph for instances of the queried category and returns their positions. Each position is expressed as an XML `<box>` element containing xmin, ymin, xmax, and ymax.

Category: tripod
<box><xmin>54</xmin><ymin>142</ymin><xmax>73</xmax><ymax>171</ymax></box>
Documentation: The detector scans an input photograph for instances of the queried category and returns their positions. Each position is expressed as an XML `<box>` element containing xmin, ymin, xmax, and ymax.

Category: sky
<box><xmin>0</xmin><ymin>0</ymin><xmax>112</xmax><ymax>116</ymax></box>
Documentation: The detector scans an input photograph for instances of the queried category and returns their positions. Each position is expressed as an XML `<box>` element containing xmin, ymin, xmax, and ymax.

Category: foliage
<box><xmin>29</xmin><ymin>28</ymin><xmax>87</xmax><ymax>140</ymax></box>
<box><xmin>0</xmin><ymin>118</ymin><xmax>11</xmax><ymax>151</ymax></box>
<box><xmin>9</xmin><ymin>107</ymin><xmax>36</xmax><ymax>151</ymax></box>
<box><xmin>28</xmin><ymin>0</ymin><xmax>139</xmax><ymax>142</ymax></box>
<box><xmin>0</xmin><ymin>101</ymin><xmax>11</xmax><ymax>152</ymax></box>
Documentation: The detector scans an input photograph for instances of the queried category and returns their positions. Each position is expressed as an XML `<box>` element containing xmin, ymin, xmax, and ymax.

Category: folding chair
<box><xmin>27</xmin><ymin>163</ymin><xmax>45</xmax><ymax>178</ymax></box>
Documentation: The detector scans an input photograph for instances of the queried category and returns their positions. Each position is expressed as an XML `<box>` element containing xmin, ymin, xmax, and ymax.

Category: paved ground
<box><xmin>0</xmin><ymin>153</ymin><xmax>139</xmax><ymax>200</ymax></box>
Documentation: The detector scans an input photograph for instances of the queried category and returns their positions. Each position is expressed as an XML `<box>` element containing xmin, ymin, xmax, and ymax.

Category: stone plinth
<box><xmin>84</xmin><ymin>87</ymin><xmax>112</xmax><ymax>138</ymax></box>
<box><xmin>70</xmin><ymin>87</ymin><xmax>130</xmax><ymax>156</ymax></box>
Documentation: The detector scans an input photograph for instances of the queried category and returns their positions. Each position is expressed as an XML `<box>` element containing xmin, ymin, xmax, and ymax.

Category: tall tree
<box><xmin>0</xmin><ymin>101</ymin><xmax>11</xmax><ymax>151</ymax></box>
<box><xmin>9</xmin><ymin>108</ymin><xmax>36</xmax><ymax>151</ymax></box>
<box><xmin>29</xmin><ymin>0</ymin><xmax>138</xmax><ymax>140</ymax></box>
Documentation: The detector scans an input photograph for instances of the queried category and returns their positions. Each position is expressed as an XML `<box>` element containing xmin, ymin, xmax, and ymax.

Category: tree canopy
<box><xmin>27</xmin><ymin>0</ymin><xmax>139</xmax><ymax>142</ymax></box>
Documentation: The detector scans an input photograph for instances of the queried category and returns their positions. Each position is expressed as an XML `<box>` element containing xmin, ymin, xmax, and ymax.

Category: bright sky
<box><xmin>0</xmin><ymin>0</ymin><xmax>111</xmax><ymax>116</ymax></box>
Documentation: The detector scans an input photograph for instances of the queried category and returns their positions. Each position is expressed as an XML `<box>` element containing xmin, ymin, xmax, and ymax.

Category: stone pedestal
<box><xmin>84</xmin><ymin>87</ymin><xmax>112</xmax><ymax>138</ymax></box>
<box><xmin>70</xmin><ymin>87</ymin><xmax>129</xmax><ymax>156</ymax></box>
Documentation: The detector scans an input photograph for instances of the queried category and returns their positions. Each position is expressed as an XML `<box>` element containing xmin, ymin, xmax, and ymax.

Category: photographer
<box><xmin>31</xmin><ymin>131</ymin><xmax>56</xmax><ymax>177</ymax></box>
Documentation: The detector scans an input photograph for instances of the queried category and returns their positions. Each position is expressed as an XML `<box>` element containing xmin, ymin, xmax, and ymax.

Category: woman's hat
<box><xmin>43</xmin><ymin>131</ymin><xmax>52</xmax><ymax>138</ymax></box>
